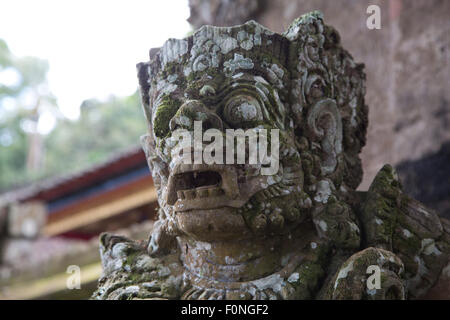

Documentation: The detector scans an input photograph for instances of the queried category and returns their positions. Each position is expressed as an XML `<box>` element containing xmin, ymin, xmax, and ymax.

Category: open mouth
<box><xmin>166</xmin><ymin>164</ymin><xmax>244</xmax><ymax>210</ymax></box>
<box><xmin>172</xmin><ymin>171</ymin><xmax>224</xmax><ymax>202</ymax></box>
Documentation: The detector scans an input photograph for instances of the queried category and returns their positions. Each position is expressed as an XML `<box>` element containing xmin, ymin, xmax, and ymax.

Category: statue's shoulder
<box><xmin>356</xmin><ymin>164</ymin><xmax>449</xmax><ymax>298</ymax></box>
<box><xmin>91</xmin><ymin>232</ymin><xmax>183</xmax><ymax>300</ymax></box>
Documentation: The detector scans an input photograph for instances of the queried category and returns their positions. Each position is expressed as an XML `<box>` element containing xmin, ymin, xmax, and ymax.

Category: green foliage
<box><xmin>0</xmin><ymin>39</ymin><xmax>50</xmax><ymax>99</ymax></box>
<box><xmin>0</xmin><ymin>38</ymin><xmax>53</xmax><ymax>190</ymax></box>
<box><xmin>0</xmin><ymin>110</ymin><xmax>29</xmax><ymax>187</ymax></box>
<box><xmin>0</xmin><ymin>38</ymin><xmax>147</xmax><ymax>191</ymax></box>
<box><xmin>44</xmin><ymin>92</ymin><xmax>146</xmax><ymax>176</ymax></box>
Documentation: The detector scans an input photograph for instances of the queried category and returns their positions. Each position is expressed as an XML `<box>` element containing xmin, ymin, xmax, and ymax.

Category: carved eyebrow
<box><xmin>212</xmin><ymin>80</ymin><xmax>258</xmax><ymax>103</ymax></box>
<box><xmin>197</xmin><ymin>78</ymin><xmax>267</xmax><ymax>110</ymax></box>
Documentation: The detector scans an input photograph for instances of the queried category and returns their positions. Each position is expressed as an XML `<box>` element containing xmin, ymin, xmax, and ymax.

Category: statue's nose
<box><xmin>169</xmin><ymin>100</ymin><xmax>223</xmax><ymax>132</ymax></box>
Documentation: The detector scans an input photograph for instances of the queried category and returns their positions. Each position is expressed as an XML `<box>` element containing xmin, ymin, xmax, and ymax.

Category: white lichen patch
<box><xmin>348</xmin><ymin>221</ymin><xmax>360</xmax><ymax>233</ymax></box>
<box><xmin>287</xmin><ymin>272</ymin><xmax>300</xmax><ymax>284</ymax></box>
<box><xmin>178</xmin><ymin>115</ymin><xmax>192</xmax><ymax>128</ymax></box>
<box><xmin>261</xmin><ymin>61</ymin><xmax>284</xmax><ymax>89</ymax></box>
<box><xmin>192</xmin><ymin>25</ymin><xmax>238</xmax><ymax>54</ymax></box>
<box><xmin>124</xmin><ymin>285</ymin><xmax>140</xmax><ymax>294</ymax></box>
<box><xmin>421</xmin><ymin>238</ymin><xmax>442</xmax><ymax>256</ymax></box>
<box><xmin>232</xmin><ymin>72</ymin><xmax>244</xmax><ymax>79</ymax></box>
<box><xmin>216</xmin><ymin>35</ymin><xmax>238</xmax><ymax>54</ymax></box>
<box><xmin>135</xmin><ymin>255</ymin><xmax>153</xmax><ymax>270</ymax></box>
<box><xmin>195</xmin><ymin>241</ymin><xmax>212</xmax><ymax>251</ymax></box>
<box><xmin>111</xmin><ymin>243</ymin><xmax>129</xmax><ymax>259</ymax></box>
<box><xmin>375</xmin><ymin>218</ymin><xmax>383</xmax><ymax>225</ymax></box>
<box><xmin>417</xmin><ymin>206</ymin><xmax>430</xmax><ymax>217</ymax></box>
<box><xmin>402</xmin><ymin>229</ymin><xmax>412</xmax><ymax>238</ymax></box>
<box><xmin>156</xmin><ymin>80</ymin><xmax>177</xmax><ymax>95</ymax></box>
<box><xmin>183</xmin><ymin>66</ymin><xmax>192</xmax><ymax>77</ymax></box>
<box><xmin>283</xmin><ymin>11</ymin><xmax>324</xmax><ymax>41</ymax></box>
<box><xmin>376</xmin><ymin>251</ymin><xmax>386</xmax><ymax>265</ymax></box>
<box><xmin>318</xmin><ymin>220</ymin><xmax>328</xmax><ymax>232</ymax></box>
<box><xmin>366</xmin><ymin>288</ymin><xmax>377</xmax><ymax>296</ymax></box>
<box><xmin>225</xmin><ymin>256</ymin><xmax>237</xmax><ymax>265</ymax></box>
<box><xmin>142</xmin><ymin>280</ymin><xmax>158</xmax><ymax>289</ymax></box>
<box><xmin>167</xmin><ymin>74</ymin><xmax>178</xmax><ymax>83</ymax></box>
<box><xmin>237</xmin><ymin>30</ymin><xmax>253</xmax><ymax>50</ymax></box>
<box><xmin>251</xmin><ymin>273</ymin><xmax>286</xmax><ymax>293</ymax></box>
<box><xmin>113</xmin><ymin>259</ymin><xmax>123</xmax><ymax>271</ymax></box>
<box><xmin>254</xmin><ymin>76</ymin><xmax>269</xmax><ymax>85</ymax></box>
<box><xmin>334</xmin><ymin>261</ymin><xmax>354</xmax><ymax>290</ymax></box>
<box><xmin>284</xmin><ymin>24</ymin><xmax>300</xmax><ymax>41</ymax></box>
<box><xmin>270</xmin><ymin>64</ymin><xmax>284</xmax><ymax>79</ymax></box>
<box><xmin>237</xmin><ymin>101</ymin><xmax>258</xmax><ymax>120</ymax></box>
<box><xmin>224</xmin><ymin>53</ymin><xmax>254</xmax><ymax>74</ymax></box>
<box><xmin>314</xmin><ymin>180</ymin><xmax>332</xmax><ymax>203</ymax></box>
<box><xmin>160</xmin><ymin>39</ymin><xmax>188</xmax><ymax>68</ymax></box>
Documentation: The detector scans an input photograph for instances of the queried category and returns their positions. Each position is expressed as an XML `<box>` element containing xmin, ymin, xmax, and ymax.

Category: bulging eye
<box><xmin>223</xmin><ymin>95</ymin><xmax>263</xmax><ymax>127</ymax></box>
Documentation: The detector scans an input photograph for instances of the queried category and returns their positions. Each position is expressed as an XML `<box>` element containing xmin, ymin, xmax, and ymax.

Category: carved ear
<box><xmin>140</xmin><ymin>133</ymin><xmax>169</xmax><ymax>190</ymax></box>
<box><xmin>136</xmin><ymin>62</ymin><xmax>152</xmax><ymax>123</ymax></box>
<box><xmin>140</xmin><ymin>134</ymin><xmax>155</xmax><ymax>159</ymax></box>
<box><xmin>307</xmin><ymin>98</ymin><xmax>342</xmax><ymax>175</ymax></box>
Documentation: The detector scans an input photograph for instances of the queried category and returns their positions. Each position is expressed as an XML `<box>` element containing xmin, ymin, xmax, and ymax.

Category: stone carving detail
<box><xmin>92</xmin><ymin>12</ymin><xmax>449</xmax><ymax>300</ymax></box>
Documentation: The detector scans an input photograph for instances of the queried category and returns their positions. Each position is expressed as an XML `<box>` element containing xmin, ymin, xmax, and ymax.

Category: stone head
<box><xmin>137</xmin><ymin>11</ymin><xmax>367</xmax><ymax>249</ymax></box>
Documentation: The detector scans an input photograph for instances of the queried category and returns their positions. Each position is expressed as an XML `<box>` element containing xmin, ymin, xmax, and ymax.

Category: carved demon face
<box><xmin>138</xmin><ymin>12</ymin><xmax>367</xmax><ymax>249</ymax></box>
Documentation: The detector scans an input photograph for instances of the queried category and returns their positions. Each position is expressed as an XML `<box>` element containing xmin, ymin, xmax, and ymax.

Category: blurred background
<box><xmin>0</xmin><ymin>0</ymin><xmax>448</xmax><ymax>299</ymax></box>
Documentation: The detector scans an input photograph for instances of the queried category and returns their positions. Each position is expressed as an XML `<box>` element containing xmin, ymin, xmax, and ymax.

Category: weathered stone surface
<box><xmin>359</xmin><ymin>164</ymin><xmax>449</xmax><ymax>298</ymax></box>
<box><xmin>323</xmin><ymin>247</ymin><xmax>406</xmax><ymax>300</ymax></box>
<box><xmin>91</xmin><ymin>233</ymin><xmax>183</xmax><ymax>300</ymax></box>
<box><xmin>92</xmin><ymin>12</ymin><xmax>449</xmax><ymax>300</ymax></box>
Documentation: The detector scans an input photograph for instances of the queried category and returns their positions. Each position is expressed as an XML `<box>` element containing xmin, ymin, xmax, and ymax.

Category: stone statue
<box><xmin>92</xmin><ymin>12</ymin><xmax>449</xmax><ymax>300</ymax></box>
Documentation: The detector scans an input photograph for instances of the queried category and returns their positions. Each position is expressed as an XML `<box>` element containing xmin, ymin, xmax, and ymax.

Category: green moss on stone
<box><xmin>153</xmin><ymin>95</ymin><xmax>181</xmax><ymax>138</ymax></box>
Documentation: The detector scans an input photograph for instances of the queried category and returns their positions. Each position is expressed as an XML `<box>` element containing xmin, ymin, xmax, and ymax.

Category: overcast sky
<box><xmin>0</xmin><ymin>0</ymin><xmax>191</xmax><ymax>121</ymax></box>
